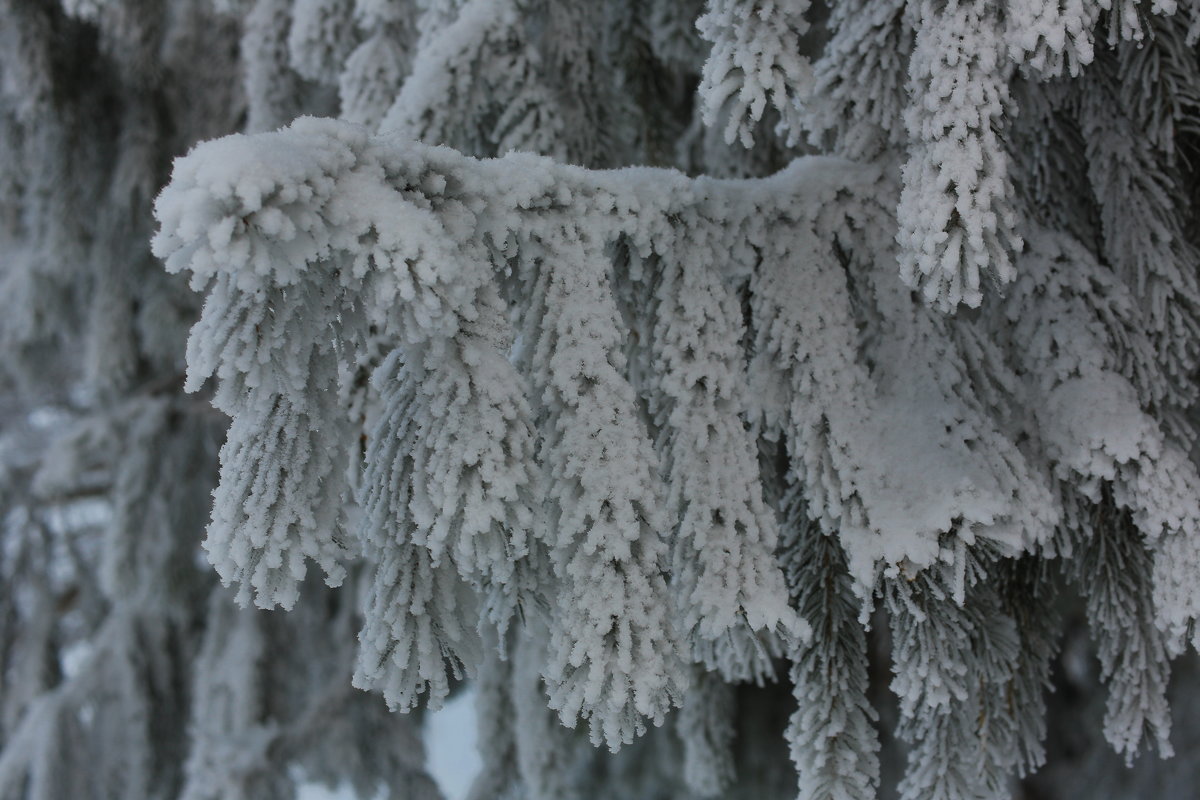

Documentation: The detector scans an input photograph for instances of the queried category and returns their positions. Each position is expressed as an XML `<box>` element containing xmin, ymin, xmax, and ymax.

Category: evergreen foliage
<box><xmin>5</xmin><ymin>1</ymin><xmax>1200</xmax><ymax>799</ymax></box>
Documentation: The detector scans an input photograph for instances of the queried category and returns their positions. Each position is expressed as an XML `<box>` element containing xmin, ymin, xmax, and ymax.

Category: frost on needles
<box><xmin>141</xmin><ymin>0</ymin><xmax>1200</xmax><ymax>798</ymax></box>
<box><xmin>153</xmin><ymin>118</ymin><xmax>856</xmax><ymax>748</ymax></box>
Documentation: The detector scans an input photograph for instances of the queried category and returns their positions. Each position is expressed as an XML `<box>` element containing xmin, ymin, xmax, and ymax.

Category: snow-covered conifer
<box><xmin>697</xmin><ymin>0</ymin><xmax>812</xmax><ymax>147</ymax></box>
<box><xmin>781</xmin><ymin>488</ymin><xmax>880</xmax><ymax>800</ymax></box>
<box><xmin>802</xmin><ymin>0</ymin><xmax>912</xmax><ymax>160</ymax></box>
<box><xmin>896</xmin><ymin>0</ymin><xmax>1021</xmax><ymax>311</ymax></box>
<box><xmin>650</xmin><ymin>248</ymin><xmax>804</xmax><ymax>682</ymax></box>
<box><xmin>288</xmin><ymin>0</ymin><xmax>358</xmax><ymax>85</ymax></box>
<box><xmin>10</xmin><ymin>0</ymin><xmax>1200</xmax><ymax>798</ymax></box>
<box><xmin>525</xmin><ymin>229</ymin><xmax>687</xmax><ymax>749</ymax></box>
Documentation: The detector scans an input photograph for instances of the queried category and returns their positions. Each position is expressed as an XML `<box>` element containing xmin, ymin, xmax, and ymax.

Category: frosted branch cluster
<box><xmin>5</xmin><ymin>0</ymin><xmax>1200</xmax><ymax>797</ymax></box>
